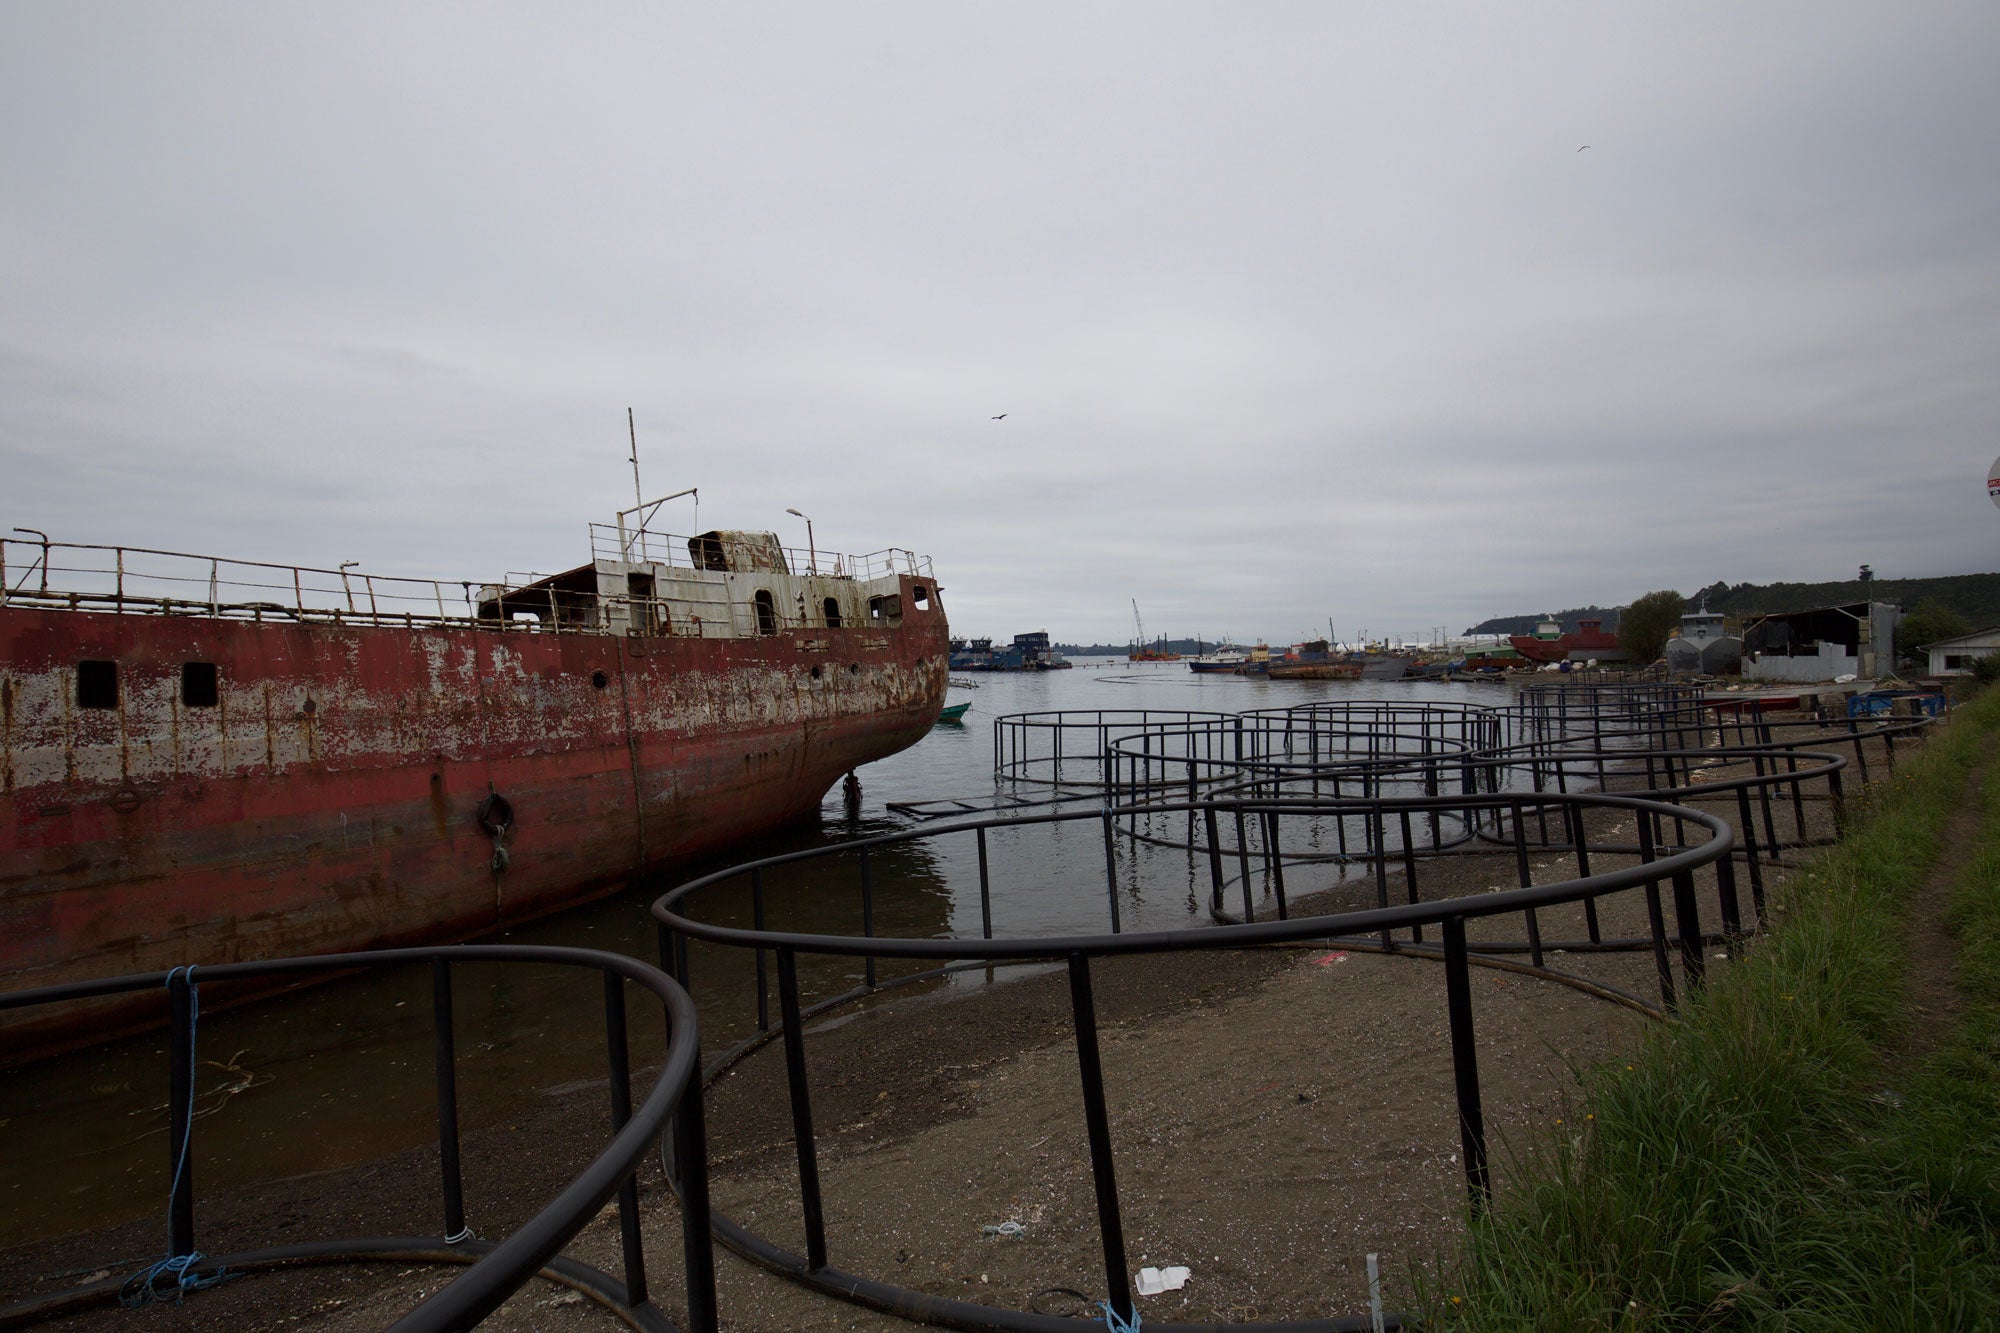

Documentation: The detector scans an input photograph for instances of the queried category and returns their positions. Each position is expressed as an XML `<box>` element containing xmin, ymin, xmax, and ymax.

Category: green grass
<box><xmin>1439</xmin><ymin>687</ymin><xmax>2000</xmax><ymax>1330</ymax></box>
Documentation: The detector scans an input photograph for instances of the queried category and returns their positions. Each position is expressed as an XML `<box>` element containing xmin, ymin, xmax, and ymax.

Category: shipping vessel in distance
<box><xmin>949</xmin><ymin>631</ymin><xmax>1071</xmax><ymax>671</ymax></box>
<box><xmin>0</xmin><ymin>499</ymin><xmax>948</xmax><ymax>1058</ymax></box>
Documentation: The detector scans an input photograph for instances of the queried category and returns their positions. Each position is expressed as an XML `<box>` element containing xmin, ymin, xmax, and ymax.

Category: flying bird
<box><xmin>1577</xmin><ymin>145</ymin><xmax>1591</xmax><ymax>152</ymax></box>
<box><xmin>991</xmin><ymin>413</ymin><xmax>1007</xmax><ymax>420</ymax></box>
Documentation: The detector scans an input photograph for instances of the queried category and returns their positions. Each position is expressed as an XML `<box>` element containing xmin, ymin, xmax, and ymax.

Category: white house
<box><xmin>1921</xmin><ymin>627</ymin><xmax>2000</xmax><ymax>677</ymax></box>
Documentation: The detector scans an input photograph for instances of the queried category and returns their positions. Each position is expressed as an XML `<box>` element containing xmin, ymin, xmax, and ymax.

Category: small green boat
<box><xmin>936</xmin><ymin>702</ymin><xmax>971</xmax><ymax>724</ymax></box>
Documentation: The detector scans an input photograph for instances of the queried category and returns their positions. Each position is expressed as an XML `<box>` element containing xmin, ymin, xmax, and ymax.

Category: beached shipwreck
<box><xmin>0</xmin><ymin>508</ymin><xmax>948</xmax><ymax>1051</ymax></box>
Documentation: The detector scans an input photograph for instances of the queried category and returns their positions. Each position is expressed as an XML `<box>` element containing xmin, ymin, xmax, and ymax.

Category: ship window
<box><xmin>78</xmin><ymin>660</ymin><xmax>118</xmax><ymax>709</ymax></box>
<box><xmin>690</xmin><ymin>534</ymin><xmax>730</xmax><ymax>572</ymax></box>
<box><xmin>868</xmin><ymin>594</ymin><xmax>902</xmax><ymax>624</ymax></box>
<box><xmin>823</xmin><ymin>597</ymin><xmax>842</xmax><ymax>628</ymax></box>
<box><xmin>754</xmin><ymin>589</ymin><xmax>778</xmax><ymax>636</ymax></box>
<box><xmin>181</xmin><ymin>662</ymin><xmax>219</xmax><ymax>708</ymax></box>
<box><xmin>912</xmin><ymin>585</ymin><xmax>930</xmax><ymax>610</ymax></box>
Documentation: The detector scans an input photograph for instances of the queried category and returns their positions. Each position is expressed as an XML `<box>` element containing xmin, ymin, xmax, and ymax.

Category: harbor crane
<box><xmin>1129</xmin><ymin>600</ymin><xmax>1180</xmax><ymax>661</ymax></box>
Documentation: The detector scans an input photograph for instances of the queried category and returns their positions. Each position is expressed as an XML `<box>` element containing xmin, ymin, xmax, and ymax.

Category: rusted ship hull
<box><xmin>1266</xmin><ymin>662</ymin><xmax>1363</xmax><ymax>681</ymax></box>
<box><xmin>1</xmin><ymin>577</ymin><xmax>947</xmax><ymax>1054</ymax></box>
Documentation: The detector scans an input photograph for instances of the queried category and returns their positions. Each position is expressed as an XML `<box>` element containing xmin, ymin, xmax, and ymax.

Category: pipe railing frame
<box><xmin>651</xmin><ymin>790</ymin><xmax>1733</xmax><ymax>1333</ymax></box>
<box><xmin>0</xmin><ymin>945</ymin><xmax>715</xmax><ymax>1333</ymax></box>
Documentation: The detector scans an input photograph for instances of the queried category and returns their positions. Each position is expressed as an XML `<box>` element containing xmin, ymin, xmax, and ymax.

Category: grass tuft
<box><xmin>1441</xmin><ymin>686</ymin><xmax>2000</xmax><ymax>1330</ymax></box>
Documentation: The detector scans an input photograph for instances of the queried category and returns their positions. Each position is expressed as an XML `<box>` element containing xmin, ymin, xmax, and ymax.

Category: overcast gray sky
<box><xmin>5</xmin><ymin>3</ymin><xmax>1997</xmax><ymax>645</ymax></box>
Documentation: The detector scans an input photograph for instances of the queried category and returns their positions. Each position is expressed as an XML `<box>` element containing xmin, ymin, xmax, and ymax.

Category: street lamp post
<box><xmin>785</xmin><ymin>508</ymin><xmax>817</xmax><ymax>574</ymax></box>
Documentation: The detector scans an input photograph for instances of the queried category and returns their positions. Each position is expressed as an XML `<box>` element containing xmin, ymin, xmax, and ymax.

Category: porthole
<box><xmin>301</xmin><ymin>698</ymin><xmax>317</xmax><ymax>716</ymax></box>
<box><xmin>849</xmin><ymin>663</ymin><xmax>861</xmax><ymax>675</ymax></box>
<box><xmin>77</xmin><ymin>660</ymin><xmax>118</xmax><ymax>710</ymax></box>
<box><xmin>810</xmin><ymin>665</ymin><xmax>823</xmax><ymax>680</ymax></box>
<box><xmin>591</xmin><ymin>670</ymin><xmax>609</xmax><ymax>689</ymax></box>
<box><xmin>182</xmin><ymin>662</ymin><xmax>219</xmax><ymax>708</ymax></box>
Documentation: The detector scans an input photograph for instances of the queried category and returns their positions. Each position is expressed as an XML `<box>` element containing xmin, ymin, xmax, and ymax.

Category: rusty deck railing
<box><xmin>1</xmin><ymin>532</ymin><xmax>933</xmax><ymax>635</ymax></box>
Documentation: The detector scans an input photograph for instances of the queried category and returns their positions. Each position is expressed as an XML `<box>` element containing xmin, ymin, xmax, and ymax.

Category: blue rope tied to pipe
<box><xmin>119</xmin><ymin>967</ymin><xmax>236</xmax><ymax>1308</ymax></box>
<box><xmin>119</xmin><ymin>1252</ymin><xmax>232</xmax><ymax>1308</ymax></box>
<box><xmin>1097</xmin><ymin>1300</ymin><xmax>1142</xmax><ymax>1332</ymax></box>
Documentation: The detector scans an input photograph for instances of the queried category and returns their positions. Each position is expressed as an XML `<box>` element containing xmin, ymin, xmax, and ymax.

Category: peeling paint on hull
<box><xmin>0</xmin><ymin>578</ymin><xmax>948</xmax><ymax>1055</ymax></box>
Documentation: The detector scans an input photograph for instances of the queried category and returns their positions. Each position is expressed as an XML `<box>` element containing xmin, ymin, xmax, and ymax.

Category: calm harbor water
<box><xmin>0</xmin><ymin>659</ymin><xmax>1503</xmax><ymax>1246</ymax></box>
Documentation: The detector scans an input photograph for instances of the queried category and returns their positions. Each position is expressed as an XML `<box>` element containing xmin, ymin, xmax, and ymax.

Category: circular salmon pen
<box><xmin>656</xmin><ymin>784</ymin><xmax>1738</xmax><ymax>1331</ymax></box>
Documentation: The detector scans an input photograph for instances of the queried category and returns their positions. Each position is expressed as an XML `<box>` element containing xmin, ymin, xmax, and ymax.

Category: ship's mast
<box><xmin>627</xmin><ymin>408</ymin><xmax>647</xmax><ymax>562</ymax></box>
<box><xmin>627</xmin><ymin>408</ymin><xmax>645</xmax><ymax>512</ymax></box>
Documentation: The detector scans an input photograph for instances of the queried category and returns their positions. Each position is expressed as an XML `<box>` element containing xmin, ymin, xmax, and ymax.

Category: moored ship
<box><xmin>1266</xmin><ymin>639</ymin><xmax>1364</xmax><ymax>681</ymax></box>
<box><xmin>950</xmin><ymin>631</ymin><xmax>1070</xmax><ymax>671</ymax></box>
<box><xmin>1509</xmin><ymin>616</ymin><xmax>1625</xmax><ymax>665</ymax></box>
<box><xmin>1665</xmin><ymin>604</ymin><xmax>1743</xmax><ymax>675</ymax></box>
<box><xmin>1187</xmin><ymin>650</ymin><xmax>1249</xmax><ymax>674</ymax></box>
<box><xmin>0</xmin><ymin>505</ymin><xmax>948</xmax><ymax>1056</ymax></box>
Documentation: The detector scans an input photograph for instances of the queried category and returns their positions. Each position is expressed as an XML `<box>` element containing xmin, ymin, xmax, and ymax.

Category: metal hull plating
<box><xmin>1</xmin><ymin>583</ymin><xmax>947</xmax><ymax>1052</ymax></box>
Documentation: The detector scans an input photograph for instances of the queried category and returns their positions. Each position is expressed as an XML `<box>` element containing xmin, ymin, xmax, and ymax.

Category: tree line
<box><xmin>1469</xmin><ymin>573</ymin><xmax>2000</xmax><ymax>643</ymax></box>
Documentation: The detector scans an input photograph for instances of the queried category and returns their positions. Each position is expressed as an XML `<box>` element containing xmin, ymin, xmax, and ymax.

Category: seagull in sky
<box><xmin>991</xmin><ymin>413</ymin><xmax>1007</xmax><ymax>420</ymax></box>
<box><xmin>1577</xmin><ymin>145</ymin><xmax>1590</xmax><ymax>152</ymax></box>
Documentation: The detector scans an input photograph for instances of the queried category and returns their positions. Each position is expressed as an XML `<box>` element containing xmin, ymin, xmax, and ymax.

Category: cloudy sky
<box><xmin>4</xmin><ymin>3</ymin><xmax>1997</xmax><ymax>646</ymax></box>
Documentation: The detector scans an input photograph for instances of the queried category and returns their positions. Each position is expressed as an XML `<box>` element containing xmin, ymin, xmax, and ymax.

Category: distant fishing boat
<box><xmin>1267</xmin><ymin>661</ymin><xmax>1363</xmax><ymax>680</ymax></box>
<box><xmin>1359</xmin><ymin>654</ymin><xmax>1412</xmax><ymax>681</ymax></box>
<box><xmin>1460</xmin><ymin>640</ymin><xmax>1527</xmax><ymax>670</ymax></box>
<box><xmin>1188</xmin><ymin>649</ymin><xmax>1249</xmax><ymax>674</ymax></box>
<box><xmin>1233</xmin><ymin>643</ymin><xmax>1275</xmax><ymax>676</ymax></box>
<box><xmin>937</xmin><ymin>701</ymin><xmax>971</xmax><ymax>723</ymax></box>
<box><xmin>950</xmin><ymin>631</ymin><xmax>1071</xmax><ymax>671</ymax></box>
<box><xmin>1508</xmin><ymin>616</ymin><xmax>1625</xmax><ymax>665</ymax></box>
<box><xmin>1267</xmin><ymin>639</ymin><xmax>1362</xmax><ymax>680</ymax></box>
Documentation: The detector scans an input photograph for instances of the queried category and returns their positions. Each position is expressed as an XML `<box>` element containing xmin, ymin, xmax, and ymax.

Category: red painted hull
<box><xmin>1</xmin><ymin>580</ymin><xmax>948</xmax><ymax>1055</ymax></box>
<box><xmin>1508</xmin><ymin>629</ymin><xmax>1622</xmax><ymax>663</ymax></box>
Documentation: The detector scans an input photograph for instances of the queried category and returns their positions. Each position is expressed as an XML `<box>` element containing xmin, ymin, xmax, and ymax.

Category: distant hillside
<box><xmin>1468</xmin><ymin>573</ymin><xmax>2000</xmax><ymax>637</ymax></box>
<box><xmin>1057</xmin><ymin>639</ymin><xmax>1238</xmax><ymax>656</ymax></box>
<box><xmin>1695</xmin><ymin>574</ymin><xmax>2000</xmax><ymax>627</ymax></box>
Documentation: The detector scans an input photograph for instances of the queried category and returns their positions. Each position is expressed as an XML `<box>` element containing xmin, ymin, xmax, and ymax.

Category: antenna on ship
<box><xmin>627</xmin><ymin>408</ymin><xmax>648</xmax><ymax>563</ymax></box>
